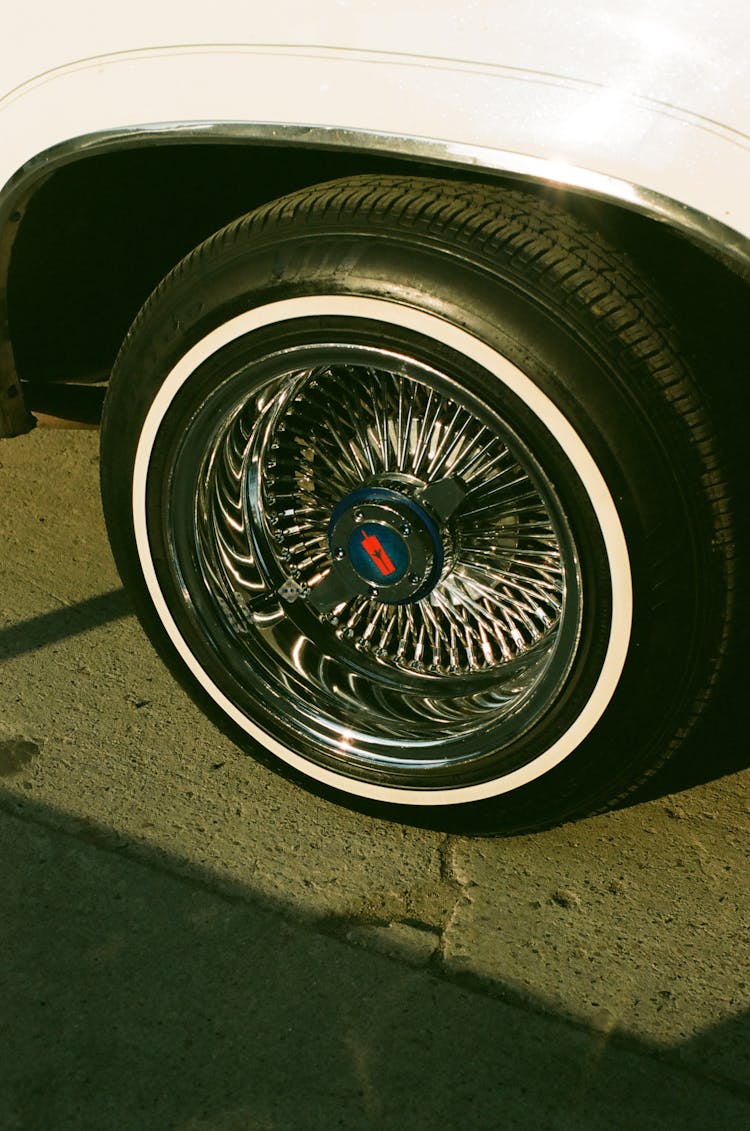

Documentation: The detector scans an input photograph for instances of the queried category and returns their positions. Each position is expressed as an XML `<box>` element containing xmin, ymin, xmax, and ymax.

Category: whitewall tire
<box><xmin>100</xmin><ymin>177</ymin><xmax>732</xmax><ymax>833</ymax></box>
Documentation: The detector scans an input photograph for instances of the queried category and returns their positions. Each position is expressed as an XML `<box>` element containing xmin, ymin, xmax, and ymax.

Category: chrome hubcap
<box><xmin>312</xmin><ymin>478</ymin><xmax>463</xmax><ymax>608</ymax></box>
<box><xmin>163</xmin><ymin>342</ymin><xmax>582</xmax><ymax>786</ymax></box>
<box><xmin>262</xmin><ymin>362</ymin><xmax>565</xmax><ymax>677</ymax></box>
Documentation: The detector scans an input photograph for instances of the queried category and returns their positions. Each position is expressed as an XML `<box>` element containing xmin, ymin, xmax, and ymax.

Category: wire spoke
<box><xmin>196</xmin><ymin>359</ymin><xmax>566</xmax><ymax>681</ymax></box>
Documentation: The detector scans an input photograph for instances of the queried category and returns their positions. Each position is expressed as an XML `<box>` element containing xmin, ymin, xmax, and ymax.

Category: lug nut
<box><xmin>369</xmin><ymin>586</ymin><xmax>379</xmax><ymax>598</ymax></box>
<box><xmin>354</xmin><ymin>510</ymin><xmax>364</xmax><ymax>523</ymax></box>
<box><xmin>400</xmin><ymin>522</ymin><xmax>412</xmax><ymax>537</ymax></box>
<box><xmin>409</xmin><ymin>573</ymin><xmax>420</xmax><ymax>586</ymax></box>
<box><xmin>334</xmin><ymin>546</ymin><xmax>345</xmax><ymax>560</ymax></box>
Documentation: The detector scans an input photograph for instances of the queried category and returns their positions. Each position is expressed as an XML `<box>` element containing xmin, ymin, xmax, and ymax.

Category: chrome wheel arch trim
<box><xmin>132</xmin><ymin>295</ymin><xmax>633</xmax><ymax>806</ymax></box>
<box><xmin>1</xmin><ymin>120</ymin><xmax>749</xmax><ymax>276</ymax></box>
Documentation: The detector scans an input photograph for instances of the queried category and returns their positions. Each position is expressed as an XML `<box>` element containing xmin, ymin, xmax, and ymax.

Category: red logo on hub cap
<box><xmin>360</xmin><ymin>529</ymin><xmax>396</xmax><ymax>576</ymax></box>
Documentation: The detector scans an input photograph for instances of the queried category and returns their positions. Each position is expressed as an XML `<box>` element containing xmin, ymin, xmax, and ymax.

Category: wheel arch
<box><xmin>1</xmin><ymin>123</ymin><xmax>749</xmax><ymax>438</ymax></box>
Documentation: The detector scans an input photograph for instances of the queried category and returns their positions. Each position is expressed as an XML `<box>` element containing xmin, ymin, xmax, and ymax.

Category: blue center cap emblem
<box><xmin>348</xmin><ymin>524</ymin><xmax>409</xmax><ymax>586</ymax></box>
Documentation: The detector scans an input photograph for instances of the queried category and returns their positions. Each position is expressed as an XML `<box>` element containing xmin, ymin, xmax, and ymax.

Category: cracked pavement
<box><xmin>1</xmin><ymin>429</ymin><xmax>748</xmax><ymax>1129</ymax></box>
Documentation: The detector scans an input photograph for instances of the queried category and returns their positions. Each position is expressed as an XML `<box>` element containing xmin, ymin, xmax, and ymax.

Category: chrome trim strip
<box><xmin>1</xmin><ymin>121</ymin><xmax>749</xmax><ymax>272</ymax></box>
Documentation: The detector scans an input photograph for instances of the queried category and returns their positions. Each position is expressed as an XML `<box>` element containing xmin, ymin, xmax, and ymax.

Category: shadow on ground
<box><xmin>1</xmin><ymin>790</ymin><xmax>748</xmax><ymax>1131</ymax></box>
<box><xmin>0</xmin><ymin>588</ymin><xmax>131</xmax><ymax>662</ymax></box>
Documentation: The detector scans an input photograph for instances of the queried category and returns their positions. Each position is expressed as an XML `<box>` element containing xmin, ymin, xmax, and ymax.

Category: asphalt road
<box><xmin>0</xmin><ymin>428</ymin><xmax>748</xmax><ymax>1130</ymax></box>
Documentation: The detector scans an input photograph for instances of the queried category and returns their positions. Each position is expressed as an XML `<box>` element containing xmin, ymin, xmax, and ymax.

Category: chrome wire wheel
<box><xmin>103</xmin><ymin>176</ymin><xmax>731</xmax><ymax>830</ymax></box>
<box><xmin>157</xmin><ymin>331</ymin><xmax>588</xmax><ymax>793</ymax></box>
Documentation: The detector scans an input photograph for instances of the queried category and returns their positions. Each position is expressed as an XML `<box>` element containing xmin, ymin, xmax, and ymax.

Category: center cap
<box><xmin>348</xmin><ymin>523</ymin><xmax>410</xmax><ymax>586</ymax></box>
<box><xmin>327</xmin><ymin>486</ymin><xmax>445</xmax><ymax>605</ymax></box>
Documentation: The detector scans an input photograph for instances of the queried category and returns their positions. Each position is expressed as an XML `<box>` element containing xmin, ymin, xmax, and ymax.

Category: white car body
<box><xmin>2</xmin><ymin>0</ymin><xmax>749</xmax><ymax>250</ymax></box>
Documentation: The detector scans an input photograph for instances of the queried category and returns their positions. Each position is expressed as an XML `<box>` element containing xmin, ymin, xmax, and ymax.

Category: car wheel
<box><xmin>100</xmin><ymin>176</ymin><xmax>733</xmax><ymax>833</ymax></box>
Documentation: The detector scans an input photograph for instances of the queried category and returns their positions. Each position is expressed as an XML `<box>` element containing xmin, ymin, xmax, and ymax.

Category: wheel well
<box><xmin>8</xmin><ymin>143</ymin><xmax>450</xmax><ymax>386</ymax></box>
<box><xmin>6</xmin><ymin>139</ymin><xmax>747</xmax><ymax>461</ymax></box>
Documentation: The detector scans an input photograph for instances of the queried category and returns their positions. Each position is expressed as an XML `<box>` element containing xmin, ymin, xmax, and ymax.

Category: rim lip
<box><xmin>133</xmin><ymin>295</ymin><xmax>633</xmax><ymax>806</ymax></box>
